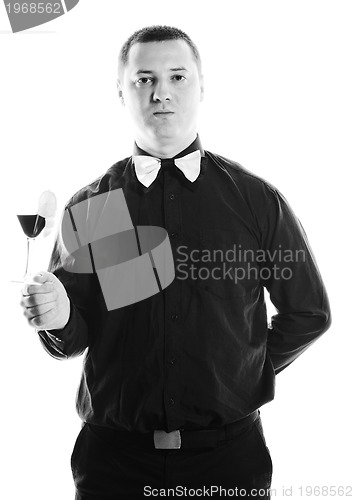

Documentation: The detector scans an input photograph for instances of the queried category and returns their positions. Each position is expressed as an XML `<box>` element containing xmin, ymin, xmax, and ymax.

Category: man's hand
<box><xmin>20</xmin><ymin>271</ymin><xmax>70</xmax><ymax>330</ymax></box>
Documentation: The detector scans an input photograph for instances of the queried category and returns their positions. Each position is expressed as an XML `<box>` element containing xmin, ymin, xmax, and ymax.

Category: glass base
<box><xmin>10</xmin><ymin>275</ymin><xmax>41</xmax><ymax>285</ymax></box>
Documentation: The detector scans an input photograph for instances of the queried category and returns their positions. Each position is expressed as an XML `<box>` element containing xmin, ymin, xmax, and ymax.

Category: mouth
<box><xmin>153</xmin><ymin>111</ymin><xmax>174</xmax><ymax>116</ymax></box>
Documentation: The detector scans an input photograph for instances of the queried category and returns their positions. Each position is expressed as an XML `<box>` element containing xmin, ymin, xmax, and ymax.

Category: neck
<box><xmin>136</xmin><ymin>133</ymin><xmax>198</xmax><ymax>159</ymax></box>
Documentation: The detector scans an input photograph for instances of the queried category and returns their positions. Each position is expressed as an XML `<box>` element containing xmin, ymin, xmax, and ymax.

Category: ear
<box><xmin>199</xmin><ymin>74</ymin><xmax>205</xmax><ymax>102</ymax></box>
<box><xmin>117</xmin><ymin>79</ymin><xmax>125</xmax><ymax>106</ymax></box>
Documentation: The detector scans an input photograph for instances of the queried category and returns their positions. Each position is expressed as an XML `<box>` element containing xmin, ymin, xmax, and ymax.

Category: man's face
<box><xmin>118</xmin><ymin>39</ymin><xmax>203</xmax><ymax>151</ymax></box>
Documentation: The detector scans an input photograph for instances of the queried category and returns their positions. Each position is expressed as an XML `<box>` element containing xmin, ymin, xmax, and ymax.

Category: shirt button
<box><xmin>170</xmin><ymin>232</ymin><xmax>178</xmax><ymax>239</ymax></box>
<box><xmin>170</xmin><ymin>358</ymin><xmax>176</xmax><ymax>365</ymax></box>
<box><xmin>171</xmin><ymin>314</ymin><xmax>179</xmax><ymax>322</ymax></box>
<box><xmin>169</xmin><ymin>398</ymin><xmax>175</xmax><ymax>405</ymax></box>
<box><xmin>169</xmin><ymin>193</ymin><xmax>175</xmax><ymax>200</ymax></box>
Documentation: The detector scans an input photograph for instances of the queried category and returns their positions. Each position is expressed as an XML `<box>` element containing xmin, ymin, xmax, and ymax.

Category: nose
<box><xmin>152</xmin><ymin>80</ymin><xmax>171</xmax><ymax>102</ymax></box>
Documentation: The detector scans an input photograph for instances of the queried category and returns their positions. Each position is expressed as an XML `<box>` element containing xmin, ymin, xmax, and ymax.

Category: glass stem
<box><xmin>24</xmin><ymin>237</ymin><xmax>35</xmax><ymax>280</ymax></box>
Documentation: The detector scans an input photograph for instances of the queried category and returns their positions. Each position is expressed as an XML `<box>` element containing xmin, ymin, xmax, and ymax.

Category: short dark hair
<box><xmin>118</xmin><ymin>25</ymin><xmax>202</xmax><ymax>75</ymax></box>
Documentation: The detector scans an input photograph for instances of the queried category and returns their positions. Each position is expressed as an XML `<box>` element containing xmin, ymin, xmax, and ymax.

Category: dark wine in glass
<box><xmin>13</xmin><ymin>191</ymin><xmax>57</xmax><ymax>284</ymax></box>
<box><xmin>17</xmin><ymin>214</ymin><xmax>46</xmax><ymax>238</ymax></box>
<box><xmin>15</xmin><ymin>214</ymin><xmax>46</xmax><ymax>284</ymax></box>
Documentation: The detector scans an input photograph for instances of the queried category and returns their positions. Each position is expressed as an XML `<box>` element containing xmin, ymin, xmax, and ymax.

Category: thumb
<box><xmin>32</xmin><ymin>271</ymin><xmax>55</xmax><ymax>284</ymax></box>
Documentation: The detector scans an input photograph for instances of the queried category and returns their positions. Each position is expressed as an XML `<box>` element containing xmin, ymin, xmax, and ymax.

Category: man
<box><xmin>20</xmin><ymin>26</ymin><xmax>331</xmax><ymax>499</ymax></box>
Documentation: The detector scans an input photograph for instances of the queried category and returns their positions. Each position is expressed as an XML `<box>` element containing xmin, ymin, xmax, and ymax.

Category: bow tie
<box><xmin>133</xmin><ymin>150</ymin><xmax>202</xmax><ymax>188</ymax></box>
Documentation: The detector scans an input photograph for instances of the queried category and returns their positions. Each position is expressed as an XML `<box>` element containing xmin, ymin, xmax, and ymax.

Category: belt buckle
<box><xmin>153</xmin><ymin>430</ymin><xmax>181</xmax><ymax>449</ymax></box>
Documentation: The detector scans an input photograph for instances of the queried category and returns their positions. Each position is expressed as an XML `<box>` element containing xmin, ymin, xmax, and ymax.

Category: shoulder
<box><xmin>205</xmin><ymin>151</ymin><xmax>300</xmax><ymax>235</ymax></box>
<box><xmin>205</xmin><ymin>150</ymin><xmax>278</xmax><ymax>196</ymax></box>
<box><xmin>65</xmin><ymin>156</ymin><xmax>131</xmax><ymax>209</ymax></box>
<box><xmin>205</xmin><ymin>151</ymin><xmax>283</xmax><ymax>217</ymax></box>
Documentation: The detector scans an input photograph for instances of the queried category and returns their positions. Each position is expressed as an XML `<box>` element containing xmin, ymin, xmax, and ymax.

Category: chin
<box><xmin>151</xmin><ymin>131</ymin><xmax>179</xmax><ymax>143</ymax></box>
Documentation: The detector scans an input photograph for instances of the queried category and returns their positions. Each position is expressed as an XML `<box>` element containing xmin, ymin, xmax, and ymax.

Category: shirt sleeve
<box><xmin>260</xmin><ymin>186</ymin><xmax>331</xmax><ymax>374</ymax></box>
<box><xmin>37</xmin><ymin>299</ymin><xmax>89</xmax><ymax>359</ymax></box>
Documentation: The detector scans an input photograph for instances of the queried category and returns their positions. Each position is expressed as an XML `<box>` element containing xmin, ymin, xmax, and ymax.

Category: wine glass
<box><xmin>12</xmin><ymin>191</ymin><xmax>57</xmax><ymax>284</ymax></box>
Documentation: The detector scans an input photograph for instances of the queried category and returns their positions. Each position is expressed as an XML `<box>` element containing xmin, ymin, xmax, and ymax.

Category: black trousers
<box><xmin>71</xmin><ymin>416</ymin><xmax>273</xmax><ymax>499</ymax></box>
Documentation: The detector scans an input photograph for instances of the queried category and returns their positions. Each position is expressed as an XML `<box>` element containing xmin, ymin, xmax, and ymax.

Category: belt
<box><xmin>87</xmin><ymin>410</ymin><xmax>259</xmax><ymax>450</ymax></box>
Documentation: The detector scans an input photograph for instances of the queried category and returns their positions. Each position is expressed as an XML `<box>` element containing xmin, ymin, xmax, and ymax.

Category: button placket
<box><xmin>163</xmin><ymin>169</ymin><xmax>183</xmax><ymax>425</ymax></box>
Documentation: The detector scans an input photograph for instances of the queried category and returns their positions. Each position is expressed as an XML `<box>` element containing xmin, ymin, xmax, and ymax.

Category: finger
<box><xmin>29</xmin><ymin>308</ymin><xmax>57</xmax><ymax>329</ymax></box>
<box><xmin>23</xmin><ymin>282</ymin><xmax>55</xmax><ymax>296</ymax></box>
<box><xmin>21</xmin><ymin>291</ymin><xmax>56</xmax><ymax>308</ymax></box>
<box><xmin>21</xmin><ymin>273</ymin><xmax>50</xmax><ymax>293</ymax></box>
<box><xmin>22</xmin><ymin>272</ymin><xmax>56</xmax><ymax>294</ymax></box>
<box><xmin>24</xmin><ymin>302</ymin><xmax>55</xmax><ymax>321</ymax></box>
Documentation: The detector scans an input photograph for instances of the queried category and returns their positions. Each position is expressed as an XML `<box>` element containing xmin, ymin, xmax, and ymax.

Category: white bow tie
<box><xmin>133</xmin><ymin>149</ymin><xmax>202</xmax><ymax>188</ymax></box>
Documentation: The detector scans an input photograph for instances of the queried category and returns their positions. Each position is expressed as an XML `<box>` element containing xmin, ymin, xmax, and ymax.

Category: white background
<box><xmin>0</xmin><ymin>1</ymin><xmax>353</xmax><ymax>498</ymax></box>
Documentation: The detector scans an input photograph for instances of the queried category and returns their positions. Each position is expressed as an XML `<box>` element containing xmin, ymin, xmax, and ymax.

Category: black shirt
<box><xmin>38</xmin><ymin>136</ymin><xmax>331</xmax><ymax>432</ymax></box>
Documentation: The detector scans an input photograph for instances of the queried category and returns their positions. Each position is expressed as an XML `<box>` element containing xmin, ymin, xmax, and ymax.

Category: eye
<box><xmin>171</xmin><ymin>74</ymin><xmax>186</xmax><ymax>82</ymax></box>
<box><xmin>135</xmin><ymin>77</ymin><xmax>153</xmax><ymax>86</ymax></box>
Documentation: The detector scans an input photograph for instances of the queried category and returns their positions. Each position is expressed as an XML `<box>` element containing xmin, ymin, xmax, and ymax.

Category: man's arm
<box><xmin>21</xmin><ymin>227</ymin><xmax>99</xmax><ymax>359</ymax></box>
<box><xmin>260</xmin><ymin>187</ymin><xmax>331</xmax><ymax>374</ymax></box>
